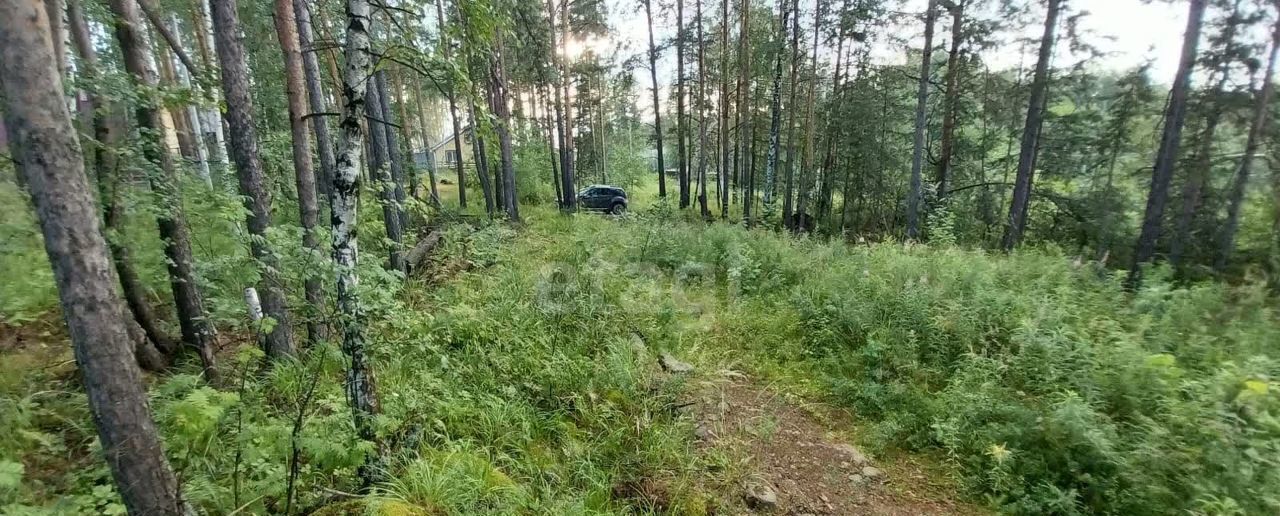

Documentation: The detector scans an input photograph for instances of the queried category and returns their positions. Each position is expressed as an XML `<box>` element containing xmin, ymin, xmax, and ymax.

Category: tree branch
<box><xmin>136</xmin><ymin>0</ymin><xmax>200</xmax><ymax>78</ymax></box>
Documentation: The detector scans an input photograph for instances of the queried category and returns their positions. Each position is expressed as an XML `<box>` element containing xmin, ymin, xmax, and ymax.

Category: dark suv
<box><xmin>577</xmin><ymin>185</ymin><xmax>628</xmax><ymax>214</ymax></box>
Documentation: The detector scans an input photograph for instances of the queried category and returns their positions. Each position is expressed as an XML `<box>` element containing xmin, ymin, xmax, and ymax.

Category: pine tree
<box><xmin>0</xmin><ymin>1</ymin><xmax>182</xmax><ymax>511</ymax></box>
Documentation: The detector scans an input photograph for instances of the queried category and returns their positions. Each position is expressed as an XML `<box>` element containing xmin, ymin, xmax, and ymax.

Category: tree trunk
<box><xmin>544</xmin><ymin>0</ymin><xmax>570</xmax><ymax>208</ymax></box>
<box><xmin>295</xmin><ymin>0</ymin><xmax>336</xmax><ymax>204</ymax></box>
<box><xmin>433</xmin><ymin>0</ymin><xmax>467</xmax><ymax>208</ymax></box>
<box><xmin>1000</xmin><ymin>0</ymin><xmax>1061</xmax><ymax>251</ymax></box>
<box><xmin>935</xmin><ymin>0</ymin><xmax>964</xmax><ymax>201</ymax></box>
<box><xmin>541</xmin><ymin>83</ymin><xmax>564</xmax><ymax>203</ymax></box>
<box><xmin>1170</xmin><ymin>0</ymin><xmax>1243</xmax><ymax>270</ymax></box>
<box><xmin>559</xmin><ymin>0</ymin><xmax>576</xmax><ymax>211</ymax></box>
<box><xmin>469</xmin><ymin>101</ymin><xmax>497</xmax><ymax>216</ymax></box>
<box><xmin>408</xmin><ymin>75</ymin><xmax>441</xmax><ymax>206</ymax></box>
<box><xmin>375</xmin><ymin>71</ymin><xmax>408</xmax><ymax>230</ymax></box>
<box><xmin>274</xmin><ymin>0</ymin><xmax>323</xmax><ymax>347</ymax></box>
<box><xmin>644</xmin><ymin>0</ymin><xmax>666</xmax><ymax>199</ymax></box>
<box><xmin>43</xmin><ymin>0</ymin><xmax>68</xmax><ymax>82</ymax></box>
<box><xmin>1170</xmin><ymin>75</ymin><xmax>1230</xmax><ymax>269</ymax></box>
<box><xmin>695</xmin><ymin>0</ymin><xmax>710</xmax><ymax>218</ymax></box>
<box><xmin>190</xmin><ymin>0</ymin><xmax>229</xmax><ymax>183</ymax></box>
<box><xmin>906</xmin><ymin>0</ymin><xmax>938</xmax><ymax>240</ymax></box>
<box><xmin>718</xmin><ymin>0</ymin><xmax>731</xmax><ymax>219</ymax></box>
<box><xmin>366</xmin><ymin>80</ymin><xmax>408</xmax><ymax>273</ymax></box>
<box><xmin>107</xmin><ymin>0</ymin><xmax>218</xmax><ymax>382</ymax></box>
<box><xmin>782</xmin><ymin>0</ymin><xmax>800</xmax><ymax>229</ymax></box>
<box><xmin>796</xmin><ymin>0</ymin><xmax>821</xmax><ymax>230</ymax></box>
<box><xmin>677</xmin><ymin>0</ymin><xmax>690</xmax><ymax>208</ymax></box>
<box><xmin>1216</xmin><ymin>18</ymin><xmax>1279</xmax><ymax>272</ymax></box>
<box><xmin>1127</xmin><ymin>0</ymin><xmax>1207</xmax><ymax>287</ymax></box>
<box><xmin>817</xmin><ymin>0</ymin><xmax>849</xmax><ymax>233</ymax></box>
<box><xmin>332</xmin><ymin>0</ymin><xmax>384</xmax><ymax>488</ymax></box>
<box><xmin>764</xmin><ymin>0</ymin><xmax>788</xmax><ymax>217</ymax></box>
<box><xmin>735</xmin><ymin>0</ymin><xmax>750</xmax><ymax>214</ymax></box>
<box><xmin>491</xmin><ymin>33</ymin><xmax>519</xmax><ymax>221</ymax></box>
<box><xmin>0</xmin><ymin>2</ymin><xmax>182</xmax><ymax>512</ymax></box>
<box><xmin>167</xmin><ymin>15</ymin><xmax>213</xmax><ymax>187</ymax></box>
<box><xmin>210</xmin><ymin>0</ymin><xmax>295</xmax><ymax>358</ymax></box>
<box><xmin>68</xmin><ymin>0</ymin><xmax>177</xmax><ymax>364</ymax></box>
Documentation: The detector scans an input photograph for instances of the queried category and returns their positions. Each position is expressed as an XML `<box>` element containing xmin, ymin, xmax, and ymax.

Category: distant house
<box><xmin>415</xmin><ymin>126</ymin><xmax>475</xmax><ymax>176</ymax></box>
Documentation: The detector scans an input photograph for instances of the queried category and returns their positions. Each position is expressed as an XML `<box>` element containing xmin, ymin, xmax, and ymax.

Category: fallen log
<box><xmin>405</xmin><ymin>230</ymin><xmax>444</xmax><ymax>276</ymax></box>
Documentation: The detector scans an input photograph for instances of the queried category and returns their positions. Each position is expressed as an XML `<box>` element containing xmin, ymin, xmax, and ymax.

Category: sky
<box><xmin>593</xmin><ymin>0</ymin><xmax>1208</xmax><ymax>117</ymax></box>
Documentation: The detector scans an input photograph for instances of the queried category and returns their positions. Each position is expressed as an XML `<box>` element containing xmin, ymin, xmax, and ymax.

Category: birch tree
<box><xmin>333</xmin><ymin>0</ymin><xmax>384</xmax><ymax>488</ymax></box>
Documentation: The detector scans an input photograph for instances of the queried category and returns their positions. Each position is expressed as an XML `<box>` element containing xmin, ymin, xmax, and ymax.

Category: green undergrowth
<box><xmin>3</xmin><ymin>182</ymin><xmax>1279</xmax><ymax>514</ymax></box>
<box><xmin>552</xmin><ymin>202</ymin><xmax>1280</xmax><ymax>516</ymax></box>
<box><xmin>1</xmin><ymin>196</ymin><xmax>730</xmax><ymax>514</ymax></box>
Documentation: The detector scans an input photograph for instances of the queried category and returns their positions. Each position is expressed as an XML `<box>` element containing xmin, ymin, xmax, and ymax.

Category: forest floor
<box><xmin>1</xmin><ymin>179</ymin><xmax>985</xmax><ymax>514</ymax></box>
<box><xmin>678</xmin><ymin>367</ymin><xmax>982</xmax><ymax>515</ymax></box>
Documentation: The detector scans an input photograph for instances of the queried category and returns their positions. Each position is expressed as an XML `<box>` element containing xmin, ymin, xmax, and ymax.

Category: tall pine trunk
<box><xmin>782</xmin><ymin>0</ymin><xmax>799</xmax><ymax>229</ymax></box>
<box><xmin>0</xmin><ymin>2</ymin><xmax>182</xmax><ymax>511</ymax></box>
<box><xmin>491</xmin><ymin>33</ymin><xmax>519</xmax><ymax>221</ymax></box>
<box><xmin>1000</xmin><ymin>0</ymin><xmax>1061</xmax><ymax>251</ymax></box>
<box><xmin>1127</xmin><ymin>0</ymin><xmax>1207</xmax><ymax>287</ymax></box>
<box><xmin>274</xmin><ymin>0</ymin><xmax>323</xmax><ymax>346</ymax></box>
<box><xmin>211</xmin><ymin>0</ymin><xmax>295</xmax><ymax>358</ymax></box>
<box><xmin>735</xmin><ymin>0</ymin><xmax>750</xmax><ymax>215</ymax></box>
<box><xmin>107</xmin><ymin>0</ymin><xmax>218</xmax><ymax>381</ymax></box>
<box><xmin>644</xmin><ymin>0</ymin><xmax>666</xmax><ymax>198</ymax></box>
<box><xmin>696</xmin><ymin>0</ymin><xmax>711</xmax><ymax>218</ymax></box>
<box><xmin>1217</xmin><ymin>18</ymin><xmax>1280</xmax><ymax>271</ymax></box>
<box><xmin>1170</xmin><ymin>0</ymin><xmax>1242</xmax><ymax>270</ymax></box>
<box><xmin>333</xmin><ymin>0</ymin><xmax>384</xmax><ymax>488</ymax></box>
<box><xmin>366</xmin><ymin>80</ymin><xmax>408</xmax><ymax>273</ymax></box>
<box><xmin>718</xmin><ymin>0</ymin><xmax>731</xmax><ymax>219</ymax></box>
<box><xmin>376</xmin><ymin>71</ymin><xmax>408</xmax><ymax>229</ymax></box>
<box><xmin>906</xmin><ymin>0</ymin><xmax>937</xmax><ymax>240</ymax></box>
<box><xmin>409</xmin><ymin>77</ymin><xmax>441</xmax><ymax>205</ymax></box>
<box><xmin>817</xmin><ymin>0</ymin><xmax>849</xmax><ymax>233</ymax></box>
<box><xmin>559</xmin><ymin>0</ymin><xmax>576</xmax><ymax>210</ymax></box>
<box><xmin>295</xmin><ymin>0</ymin><xmax>336</xmax><ymax>203</ymax></box>
<box><xmin>435</xmin><ymin>0</ymin><xmax>467</xmax><ymax>208</ymax></box>
<box><xmin>677</xmin><ymin>0</ymin><xmax>690</xmax><ymax>208</ymax></box>
<box><xmin>796</xmin><ymin>0</ymin><xmax>821</xmax><ymax>230</ymax></box>
<box><xmin>68</xmin><ymin>0</ymin><xmax>175</xmax><ymax>367</ymax></box>
<box><xmin>935</xmin><ymin>0</ymin><xmax>964</xmax><ymax>200</ymax></box>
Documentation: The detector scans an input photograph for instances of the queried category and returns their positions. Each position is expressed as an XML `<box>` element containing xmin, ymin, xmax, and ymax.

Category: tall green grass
<box><xmin>571</xmin><ymin>204</ymin><xmax>1280</xmax><ymax>515</ymax></box>
<box><xmin>3</xmin><ymin>172</ymin><xmax>1277</xmax><ymax>514</ymax></box>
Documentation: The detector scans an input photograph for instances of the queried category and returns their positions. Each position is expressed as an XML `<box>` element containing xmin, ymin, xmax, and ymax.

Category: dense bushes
<box><xmin>3</xmin><ymin>180</ymin><xmax>1277</xmax><ymax>514</ymax></box>
<box><xmin>590</xmin><ymin>209</ymin><xmax>1280</xmax><ymax>515</ymax></box>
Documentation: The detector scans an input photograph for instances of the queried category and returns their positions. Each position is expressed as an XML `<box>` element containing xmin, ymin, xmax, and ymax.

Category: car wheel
<box><xmin>610</xmin><ymin>203</ymin><xmax>626</xmax><ymax>215</ymax></box>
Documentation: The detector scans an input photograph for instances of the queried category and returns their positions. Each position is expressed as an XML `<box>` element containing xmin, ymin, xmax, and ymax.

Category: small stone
<box><xmin>840</xmin><ymin>461</ymin><xmax>851</xmax><ymax>469</ymax></box>
<box><xmin>659</xmin><ymin>353</ymin><xmax>694</xmax><ymax>373</ymax></box>
<box><xmin>831</xmin><ymin>443</ymin><xmax>869</xmax><ymax>466</ymax></box>
<box><xmin>861</xmin><ymin>466</ymin><xmax>884</xmax><ymax>479</ymax></box>
<box><xmin>629</xmin><ymin>333</ymin><xmax>647</xmax><ymax>352</ymax></box>
<box><xmin>744</xmin><ymin>483</ymin><xmax>778</xmax><ymax>511</ymax></box>
<box><xmin>694</xmin><ymin>424</ymin><xmax>713</xmax><ymax>440</ymax></box>
<box><xmin>819</xmin><ymin>494</ymin><xmax>829</xmax><ymax>503</ymax></box>
<box><xmin>849</xmin><ymin>474</ymin><xmax>864</xmax><ymax>484</ymax></box>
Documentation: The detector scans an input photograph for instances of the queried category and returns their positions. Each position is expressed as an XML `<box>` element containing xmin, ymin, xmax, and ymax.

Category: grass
<box><xmin>2</xmin><ymin>173</ymin><xmax>1278</xmax><ymax>515</ymax></box>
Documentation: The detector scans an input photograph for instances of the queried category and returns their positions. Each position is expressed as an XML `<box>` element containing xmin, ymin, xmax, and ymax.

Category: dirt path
<box><xmin>685</xmin><ymin>370</ymin><xmax>982</xmax><ymax>515</ymax></box>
